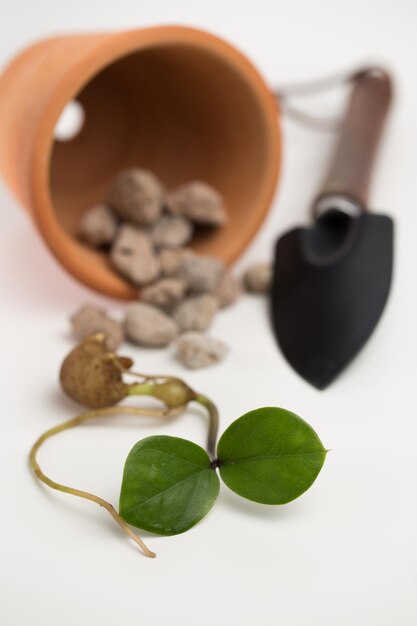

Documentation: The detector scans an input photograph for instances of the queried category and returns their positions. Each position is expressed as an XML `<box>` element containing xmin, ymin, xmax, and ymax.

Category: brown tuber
<box><xmin>60</xmin><ymin>334</ymin><xmax>131</xmax><ymax>408</ymax></box>
<box><xmin>33</xmin><ymin>337</ymin><xmax>222</xmax><ymax>559</ymax></box>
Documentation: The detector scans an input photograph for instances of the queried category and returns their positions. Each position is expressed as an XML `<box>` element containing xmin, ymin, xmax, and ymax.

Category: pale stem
<box><xmin>29</xmin><ymin>405</ymin><xmax>183</xmax><ymax>559</ymax></box>
<box><xmin>127</xmin><ymin>379</ymin><xmax>220</xmax><ymax>458</ymax></box>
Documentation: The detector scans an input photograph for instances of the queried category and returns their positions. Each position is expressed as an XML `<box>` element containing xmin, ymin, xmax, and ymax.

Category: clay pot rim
<box><xmin>30</xmin><ymin>25</ymin><xmax>281</xmax><ymax>299</ymax></box>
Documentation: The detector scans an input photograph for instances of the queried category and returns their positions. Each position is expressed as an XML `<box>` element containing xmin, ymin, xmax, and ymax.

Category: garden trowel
<box><xmin>271</xmin><ymin>68</ymin><xmax>394</xmax><ymax>389</ymax></box>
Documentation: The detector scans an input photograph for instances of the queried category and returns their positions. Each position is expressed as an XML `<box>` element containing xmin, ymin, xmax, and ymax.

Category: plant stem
<box><xmin>29</xmin><ymin>405</ymin><xmax>182</xmax><ymax>558</ymax></box>
<box><xmin>127</xmin><ymin>377</ymin><xmax>220</xmax><ymax>459</ymax></box>
<box><xmin>112</xmin><ymin>359</ymin><xmax>186</xmax><ymax>387</ymax></box>
<box><xmin>126</xmin><ymin>382</ymin><xmax>156</xmax><ymax>396</ymax></box>
<box><xmin>192</xmin><ymin>394</ymin><xmax>219</xmax><ymax>458</ymax></box>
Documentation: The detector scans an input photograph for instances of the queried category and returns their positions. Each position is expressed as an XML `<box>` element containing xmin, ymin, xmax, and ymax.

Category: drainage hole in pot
<box><xmin>54</xmin><ymin>100</ymin><xmax>85</xmax><ymax>142</ymax></box>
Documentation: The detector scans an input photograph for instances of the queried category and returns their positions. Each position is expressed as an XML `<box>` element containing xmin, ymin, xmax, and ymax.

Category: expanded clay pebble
<box><xmin>73</xmin><ymin>165</ymin><xmax>268</xmax><ymax>370</ymax></box>
<box><xmin>107</xmin><ymin>168</ymin><xmax>164</xmax><ymax>225</ymax></box>
<box><xmin>173</xmin><ymin>294</ymin><xmax>218</xmax><ymax>332</ymax></box>
<box><xmin>244</xmin><ymin>263</ymin><xmax>272</xmax><ymax>294</ymax></box>
<box><xmin>159</xmin><ymin>247</ymin><xmax>193</xmax><ymax>276</ymax></box>
<box><xmin>124</xmin><ymin>303</ymin><xmax>179</xmax><ymax>347</ymax></box>
<box><xmin>177</xmin><ymin>254</ymin><xmax>224</xmax><ymax>293</ymax></box>
<box><xmin>70</xmin><ymin>305</ymin><xmax>124</xmax><ymax>352</ymax></box>
<box><xmin>166</xmin><ymin>181</ymin><xmax>227</xmax><ymax>226</ymax></box>
<box><xmin>151</xmin><ymin>215</ymin><xmax>193</xmax><ymax>249</ymax></box>
<box><xmin>216</xmin><ymin>271</ymin><xmax>242</xmax><ymax>308</ymax></box>
<box><xmin>175</xmin><ymin>332</ymin><xmax>228</xmax><ymax>369</ymax></box>
<box><xmin>141</xmin><ymin>278</ymin><xmax>188</xmax><ymax>311</ymax></box>
<box><xmin>79</xmin><ymin>203</ymin><xmax>118</xmax><ymax>247</ymax></box>
<box><xmin>111</xmin><ymin>224</ymin><xmax>160</xmax><ymax>286</ymax></box>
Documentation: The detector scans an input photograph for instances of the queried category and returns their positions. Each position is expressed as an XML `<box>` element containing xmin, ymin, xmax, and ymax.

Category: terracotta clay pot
<box><xmin>0</xmin><ymin>26</ymin><xmax>281</xmax><ymax>299</ymax></box>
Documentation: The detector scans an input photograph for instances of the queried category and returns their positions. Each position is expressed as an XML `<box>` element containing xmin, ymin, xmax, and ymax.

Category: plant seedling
<box><xmin>119</xmin><ymin>407</ymin><xmax>327</xmax><ymax>536</ymax></box>
<box><xmin>30</xmin><ymin>335</ymin><xmax>327</xmax><ymax>558</ymax></box>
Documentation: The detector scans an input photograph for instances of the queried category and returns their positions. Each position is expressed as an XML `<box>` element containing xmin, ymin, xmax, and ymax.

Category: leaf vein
<box><xmin>224</xmin><ymin>450</ymin><xmax>325</xmax><ymax>463</ymax></box>
<box><xmin>123</xmin><ymin>470</ymin><xmax>208</xmax><ymax>515</ymax></box>
<box><xmin>228</xmin><ymin>415</ymin><xmax>272</xmax><ymax>457</ymax></box>
<box><xmin>137</xmin><ymin>447</ymin><xmax>205</xmax><ymax>469</ymax></box>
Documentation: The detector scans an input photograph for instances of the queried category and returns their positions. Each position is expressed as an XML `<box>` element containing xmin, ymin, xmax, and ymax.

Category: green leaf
<box><xmin>217</xmin><ymin>407</ymin><xmax>327</xmax><ymax>505</ymax></box>
<box><xmin>119</xmin><ymin>435</ymin><xmax>220</xmax><ymax>535</ymax></box>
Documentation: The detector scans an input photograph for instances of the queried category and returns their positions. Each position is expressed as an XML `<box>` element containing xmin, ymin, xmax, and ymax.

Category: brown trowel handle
<box><xmin>313</xmin><ymin>68</ymin><xmax>393</xmax><ymax>217</ymax></box>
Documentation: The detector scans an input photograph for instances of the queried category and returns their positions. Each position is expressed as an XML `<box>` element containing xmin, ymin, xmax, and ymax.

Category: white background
<box><xmin>1</xmin><ymin>1</ymin><xmax>416</xmax><ymax>625</ymax></box>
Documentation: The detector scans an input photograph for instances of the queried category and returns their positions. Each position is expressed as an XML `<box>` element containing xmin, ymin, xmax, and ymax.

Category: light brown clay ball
<box><xmin>151</xmin><ymin>215</ymin><xmax>193</xmax><ymax>249</ymax></box>
<box><xmin>107</xmin><ymin>168</ymin><xmax>164</xmax><ymax>225</ymax></box>
<box><xmin>110</xmin><ymin>225</ymin><xmax>160</xmax><ymax>286</ymax></box>
<box><xmin>141</xmin><ymin>278</ymin><xmax>188</xmax><ymax>311</ymax></box>
<box><xmin>244</xmin><ymin>263</ymin><xmax>272</xmax><ymax>294</ymax></box>
<box><xmin>79</xmin><ymin>203</ymin><xmax>118</xmax><ymax>247</ymax></box>
<box><xmin>173</xmin><ymin>294</ymin><xmax>219</xmax><ymax>332</ymax></box>
<box><xmin>166</xmin><ymin>181</ymin><xmax>227</xmax><ymax>226</ymax></box>
<box><xmin>70</xmin><ymin>305</ymin><xmax>123</xmax><ymax>352</ymax></box>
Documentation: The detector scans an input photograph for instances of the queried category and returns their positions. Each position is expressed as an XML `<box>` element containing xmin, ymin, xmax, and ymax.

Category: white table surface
<box><xmin>1</xmin><ymin>1</ymin><xmax>416</xmax><ymax>624</ymax></box>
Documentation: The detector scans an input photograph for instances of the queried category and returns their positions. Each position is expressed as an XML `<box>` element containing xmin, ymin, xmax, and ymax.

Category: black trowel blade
<box><xmin>271</xmin><ymin>211</ymin><xmax>393</xmax><ymax>389</ymax></box>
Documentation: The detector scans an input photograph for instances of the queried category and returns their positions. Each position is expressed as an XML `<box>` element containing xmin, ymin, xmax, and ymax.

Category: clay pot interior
<box><xmin>49</xmin><ymin>42</ymin><xmax>276</xmax><ymax>296</ymax></box>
